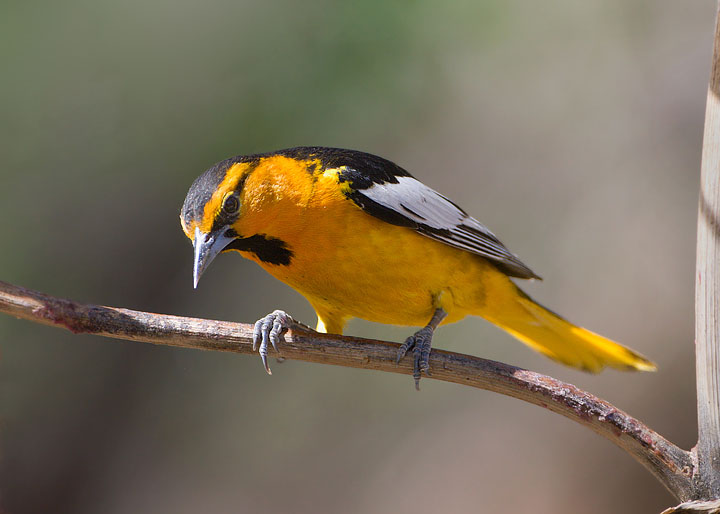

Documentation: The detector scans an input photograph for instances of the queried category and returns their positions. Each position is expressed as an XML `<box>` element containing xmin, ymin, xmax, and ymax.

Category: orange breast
<box><xmin>230</xmin><ymin>163</ymin><xmax>500</xmax><ymax>327</ymax></box>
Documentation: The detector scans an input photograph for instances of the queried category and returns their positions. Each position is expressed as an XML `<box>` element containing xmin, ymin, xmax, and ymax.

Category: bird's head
<box><xmin>182</xmin><ymin>147</ymin><xmax>333</xmax><ymax>287</ymax></box>
<box><xmin>180</xmin><ymin>158</ymin><xmax>251</xmax><ymax>288</ymax></box>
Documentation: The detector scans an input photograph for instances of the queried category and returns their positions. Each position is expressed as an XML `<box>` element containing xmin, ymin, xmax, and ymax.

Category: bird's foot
<box><xmin>396</xmin><ymin>325</ymin><xmax>435</xmax><ymax>391</ymax></box>
<box><xmin>252</xmin><ymin>310</ymin><xmax>309</xmax><ymax>374</ymax></box>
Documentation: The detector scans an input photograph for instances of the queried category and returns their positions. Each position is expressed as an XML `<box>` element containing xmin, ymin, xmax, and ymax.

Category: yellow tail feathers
<box><xmin>481</xmin><ymin>286</ymin><xmax>656</xmax><ymax>373</ymax></box>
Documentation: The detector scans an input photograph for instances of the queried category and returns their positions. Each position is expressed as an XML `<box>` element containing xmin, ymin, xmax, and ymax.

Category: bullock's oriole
<box><xmin>180</xmin><ymin>147</ymin><xmax>655</xmax><ymax>388</ymax></box>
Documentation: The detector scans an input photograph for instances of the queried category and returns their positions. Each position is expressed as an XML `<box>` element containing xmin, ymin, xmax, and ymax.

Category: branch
<box><xmin>695</xmin><ymin>0</ymin><xmax>720</xmax><ymax>501</ymax></box>
<box><xmin>663</xmin><ymin>499</ymin><xmax>720</xmax><ymax>514</ymax></box>
<box><xmin>0</xmin><ymin>280</ymin><xmax>693</xmax><ymax>500</ymax></box>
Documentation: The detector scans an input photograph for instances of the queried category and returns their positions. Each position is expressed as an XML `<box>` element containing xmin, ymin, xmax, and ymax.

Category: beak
<box><xmin>193</xmin><ymin>226</ymin><xmax>235</xmax><ymax>288</ymax></box>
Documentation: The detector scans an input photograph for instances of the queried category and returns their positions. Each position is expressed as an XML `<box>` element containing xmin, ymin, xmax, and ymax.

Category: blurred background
<box><xmin>0</xmin><ymin>0</ymin><xmax>710</xmax><ymax>512</ymax></box>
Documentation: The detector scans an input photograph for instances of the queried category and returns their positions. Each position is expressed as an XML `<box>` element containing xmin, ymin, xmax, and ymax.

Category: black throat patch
<box><xmin>224</xmin><ymin>234</ymin><xmax>293</xmax><ymax>266</ymax></box>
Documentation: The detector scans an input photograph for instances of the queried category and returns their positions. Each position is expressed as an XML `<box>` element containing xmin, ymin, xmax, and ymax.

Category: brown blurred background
<box><xmin>0</xmin><ymin>1</ymin><xmax>711</xmax><ymax>512</ymax></box>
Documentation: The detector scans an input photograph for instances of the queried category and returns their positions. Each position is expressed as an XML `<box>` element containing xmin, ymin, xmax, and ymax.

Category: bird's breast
<box><xmin>232</xmin><ymin>176</ymin><xmax>492</xmax><ymax>326</ymax></box>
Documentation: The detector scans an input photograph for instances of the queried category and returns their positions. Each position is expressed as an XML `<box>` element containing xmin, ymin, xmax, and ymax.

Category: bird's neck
<box><xmin>234</xmin><ymin>155</ymin><xmax>318</xmax><ymax>239</ymax></box>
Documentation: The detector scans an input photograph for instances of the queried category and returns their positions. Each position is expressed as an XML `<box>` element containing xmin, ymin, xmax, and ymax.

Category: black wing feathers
<box><xmin>418</xmin><ymin>220</ymin><xmax>540</xmax><ymax>279</ymax></box>
<box><xmin>312</xmin><ymin>147</ymin><xmax>540</xmax><ymax>280</ymax></box>
<box><xmin>278</xmin><ymin>146</ymin><xmax>412</xmax><ymax>185</ymax></box>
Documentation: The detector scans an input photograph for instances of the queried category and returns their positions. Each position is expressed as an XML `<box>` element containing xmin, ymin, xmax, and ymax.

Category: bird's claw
<box><xmin>253</xmin><ymin>310</ymin><xmax>294</xmax><ymax>374</ymax></box>
<box><xmin>396</xmin><ymin>326</ymin><xmax>434</xmax><ymax>390</ymax></box>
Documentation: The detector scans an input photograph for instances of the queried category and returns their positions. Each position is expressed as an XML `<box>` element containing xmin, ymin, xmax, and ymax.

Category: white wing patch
<box><xmin>356</xmin><ymin>176</ymin><xmax>539</xmax><ymax>279</ymax></box>
<box><xmin>362</xmin><ymin>176</ymin><xmax>467</xmax><ymax>230</ymax></box>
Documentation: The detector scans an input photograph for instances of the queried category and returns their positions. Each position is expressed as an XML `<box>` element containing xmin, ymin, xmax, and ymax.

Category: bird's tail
<box><xmin>479</xmin><ymin>284</ymin><xmax>656</xmax><ymax>373</ymax></box>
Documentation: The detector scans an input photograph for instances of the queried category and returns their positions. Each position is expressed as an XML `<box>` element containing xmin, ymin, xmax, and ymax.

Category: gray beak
<box><xmin>192</xmin><ymin>226</ymin><xmax>235</xmax><ymax>288</ymax></box>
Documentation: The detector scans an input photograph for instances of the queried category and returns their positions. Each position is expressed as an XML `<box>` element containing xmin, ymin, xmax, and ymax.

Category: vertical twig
<box><xmin>695</xmin><ymin>1</ymin><xmax>720</xmax><ymax>500</ymax></box>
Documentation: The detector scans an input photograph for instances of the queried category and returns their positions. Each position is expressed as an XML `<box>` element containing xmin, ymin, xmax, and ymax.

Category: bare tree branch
<box><xmin>0</xmin><ymin>280</ymin><xmax>693</xmax><ymax>500</ymax></box>
<box><xmin>663</xmin><ymin>500</ymin><xmax>720</xmax><ymax>514</ymax></box>
<box><xmin>695</xmin><ymin>0</ymin><xmax>720</xmax><ymax>501</ymax></box>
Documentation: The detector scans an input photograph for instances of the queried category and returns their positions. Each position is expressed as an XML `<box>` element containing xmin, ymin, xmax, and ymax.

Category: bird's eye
<box><xmin>222</xmin><ymin>194</ymin><xmax>240</xmax><ymax>215</ymax></box>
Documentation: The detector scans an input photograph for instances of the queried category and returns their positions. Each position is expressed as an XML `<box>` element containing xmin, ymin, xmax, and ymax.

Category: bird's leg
<box><xmin>396</xmin><ymin>307</ymin><xmax>448</xmax><ymax>390</ymax></box>
<box><xmin>253</xmin><ymin>310</ymin><xmax>315</xmax><ymax>374</ymax></box>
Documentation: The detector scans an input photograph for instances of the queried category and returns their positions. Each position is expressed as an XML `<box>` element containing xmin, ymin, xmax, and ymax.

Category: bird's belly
<box><xmin>251</xmin><ymin>206</ymin><xmax>494</xmax><ymax>327</ymax></box>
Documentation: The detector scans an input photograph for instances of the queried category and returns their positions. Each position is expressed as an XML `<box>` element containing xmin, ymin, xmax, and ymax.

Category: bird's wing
<box><xmin>336</xmin><ymin>166</ymin><xmax>540</xmax><ymax>280</ymax></box>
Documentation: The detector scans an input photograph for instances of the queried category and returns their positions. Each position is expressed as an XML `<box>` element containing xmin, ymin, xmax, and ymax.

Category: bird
<box><xmin>180</xmin><ymin>146</ymin><xmax>656</xmax><ymax>388</ymax></box>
